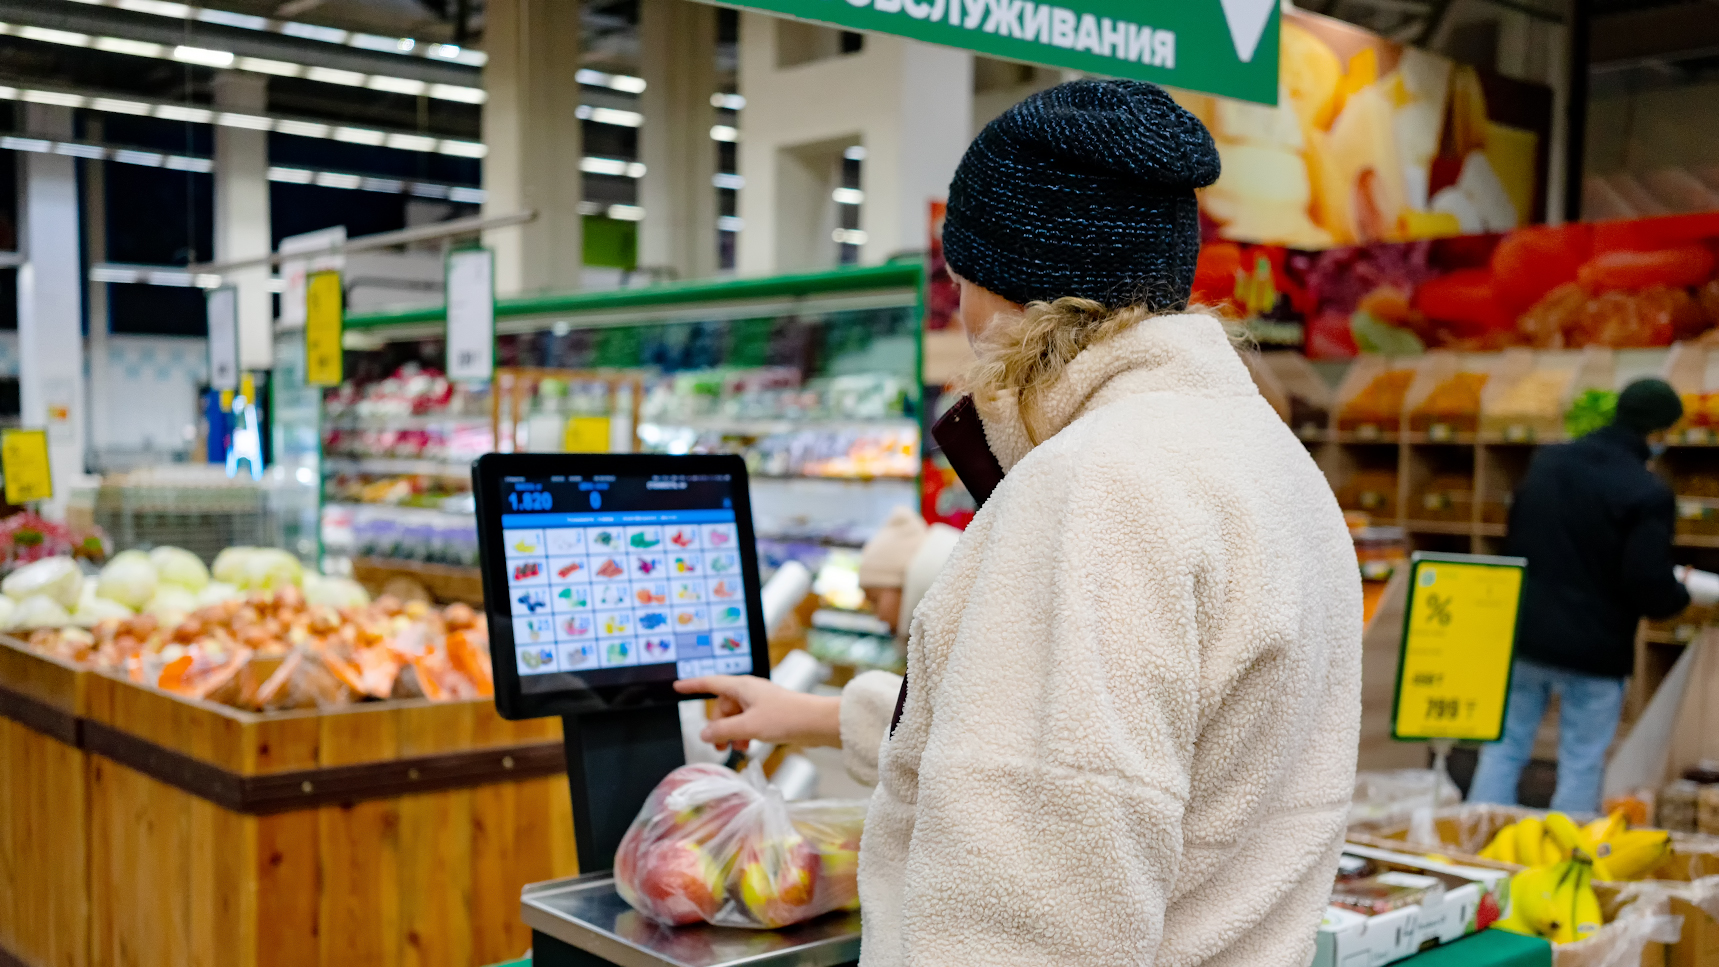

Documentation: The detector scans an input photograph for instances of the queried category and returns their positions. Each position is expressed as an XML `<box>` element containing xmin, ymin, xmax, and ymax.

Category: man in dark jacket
<box><xmin>1470</xmin><ymin>378</ymin><xmax>1692</xmax><ymax>813</ymax></box>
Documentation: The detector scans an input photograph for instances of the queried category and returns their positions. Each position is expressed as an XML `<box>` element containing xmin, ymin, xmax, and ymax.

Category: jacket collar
<box><xmin>972</xmin><ymin>313</ymin><xmax>1256</xmax><ymax>472</ymax></box>
<box><xmin>1588</xmin><ymin>423</ymin><xmax>1651</xmax><ymax>461</ymax></box>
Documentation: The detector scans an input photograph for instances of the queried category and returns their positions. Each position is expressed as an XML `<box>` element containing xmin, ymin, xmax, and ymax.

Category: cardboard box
<box><xmin>1313</xmin><ymin>843</ymin><xmax>1513</xmax><ymax>967</ymax></box>
<box><xmin>1314</xmin><ymin>905</ymin><xmax>1423</xmax><ymax>967</ymax></box>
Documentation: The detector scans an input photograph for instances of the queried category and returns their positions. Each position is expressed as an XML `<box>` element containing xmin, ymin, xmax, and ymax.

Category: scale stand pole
<box><xmin>561</xmin><ymin>705</ymin><xmax>686</xmax><ymax>874</ymax></box>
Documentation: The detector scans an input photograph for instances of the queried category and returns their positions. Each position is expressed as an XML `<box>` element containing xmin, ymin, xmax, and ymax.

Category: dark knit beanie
<box><xmin>942</xmin><ymin>79</ymin><xmax>1220</xmax><ymax>312</ymax></box>
<box><xmin>1615</xmin><ymin>378</ymin><xmax>1684</xmax><ymax>434</ymax></box>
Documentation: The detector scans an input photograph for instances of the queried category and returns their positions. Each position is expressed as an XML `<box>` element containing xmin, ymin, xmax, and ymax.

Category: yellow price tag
<box><xmin>564</xmin><ymin>416</ymin><xmax>612</xmax><ymax>453</ymax></box>
<box><xmin>1</xmin><ymin>429</ymin><xmax>53</xmax><ymax>505</ymax></box>
<box><xmin>305</xmin><ymin>270</ymin><xmax>343</xmax><ymax>386</ymax></box>
<box><xmin>1392</xmin><ymin>552</ymin><xmax>1525</xmax><ymax>742</ymax></box>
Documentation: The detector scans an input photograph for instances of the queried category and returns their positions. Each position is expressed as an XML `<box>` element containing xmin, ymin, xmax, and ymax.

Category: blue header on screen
<box><xmin>499</xmin><ymin>508</ymin><xmax>737</xmax><ymax>528</ymax></box>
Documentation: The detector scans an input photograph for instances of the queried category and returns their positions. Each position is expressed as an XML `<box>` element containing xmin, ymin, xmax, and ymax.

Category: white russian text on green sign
<box><xmin>713</xmin><ymin>0</ymin><xmax>1279</xmax><ymax>105</ymax></box>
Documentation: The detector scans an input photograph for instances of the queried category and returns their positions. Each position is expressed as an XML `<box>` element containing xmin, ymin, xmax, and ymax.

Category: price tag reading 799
<box><xmin>1391</xmin><ymin>552</ymin><xmax>1526</xmax><ymax>742</ymax></box>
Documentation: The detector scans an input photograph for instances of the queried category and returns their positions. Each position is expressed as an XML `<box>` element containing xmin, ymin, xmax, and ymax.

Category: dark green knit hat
<box><xmin>1615</xmin><ymin>378</ymin><xmax>1683</xmax><ymax>434</ymax></box>
<box><xmin>942</xmin><ymin>79</ymin><xmax>1220</xmax><ymax>312</ymax></box>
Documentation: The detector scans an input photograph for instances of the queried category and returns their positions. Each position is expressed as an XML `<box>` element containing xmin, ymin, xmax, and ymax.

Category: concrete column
<box><xmin>17</xmin><ymin>104</ymin><xmax>86</xmax><ymax>517</ymax></box>
<box><xmin>639</xmin><ymin>0</ymin><xmax>718</xmax><ymax>282</ymax></box>
<box><xmin>213</xmin><ymin>73</ymin><xmax>274</xmax><ymax>369</ymax></box>
<box><xmin>482</xmin><ymin>0</ymin><xmax>584</xmax><ymax>296</ymax></box>
<box><xmin>737</xmin><ymin>15</ymin><xmax>972</xmax><ymax>275</ymax></box>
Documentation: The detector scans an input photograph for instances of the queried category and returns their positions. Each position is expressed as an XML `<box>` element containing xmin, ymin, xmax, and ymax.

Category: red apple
<box><xmin>615</xmin><ymin>824</ymin><xmax>643</xmax><ymax>889</ymax></box>
<box><xmin>735</xmin><ymin>836</ymin><xmax>821</xmax><ymax>928</ymax></box>
<box><xmin>636</xmin><ymin>840</ymin><xmax>726</xmax><ymax>925</ymax></box>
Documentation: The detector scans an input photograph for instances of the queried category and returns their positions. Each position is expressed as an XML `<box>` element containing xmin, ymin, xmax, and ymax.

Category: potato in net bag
<box><xmin>615</xmin><ymin>762</ymin><xmax>864</xmax><ymax>929</ymax></box>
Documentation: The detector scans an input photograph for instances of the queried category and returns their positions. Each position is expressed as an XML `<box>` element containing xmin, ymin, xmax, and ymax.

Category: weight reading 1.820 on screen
<box><xmin>508</xmin><ymin>491</ymin><xmax>554</xmax><ymax>512</ymax></box>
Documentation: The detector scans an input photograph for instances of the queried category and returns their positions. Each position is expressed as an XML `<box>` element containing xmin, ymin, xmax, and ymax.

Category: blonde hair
<box><xmin>961</xmin><ymin>297</ymin><xmax>1237</xmax><ymax>445</ymax></box>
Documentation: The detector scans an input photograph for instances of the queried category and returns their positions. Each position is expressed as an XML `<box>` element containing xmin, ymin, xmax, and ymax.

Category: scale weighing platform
<box><xmin>523</xmin><ymin>875</ymin><xmax>860</xmax><ymax>967</ymax></box>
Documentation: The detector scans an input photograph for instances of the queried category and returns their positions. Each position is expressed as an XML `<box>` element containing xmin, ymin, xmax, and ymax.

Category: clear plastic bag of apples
<box><xmin>615</xmin><ymin>762</ymin><xmax>865</xmax><ymax>929</ymax></box>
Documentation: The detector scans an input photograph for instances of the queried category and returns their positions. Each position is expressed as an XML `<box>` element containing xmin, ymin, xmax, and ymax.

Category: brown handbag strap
<box><xmin>889</xmin><ymin>671</ymin><xmax>908</xmax><ymax>736</ymax></box>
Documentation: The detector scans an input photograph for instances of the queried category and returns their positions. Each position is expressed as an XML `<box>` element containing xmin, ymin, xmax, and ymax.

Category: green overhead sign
<box><xmin>718</xmin><ymin>0</ymin><xmax>1279</xmax><ymax>104</ymax></box>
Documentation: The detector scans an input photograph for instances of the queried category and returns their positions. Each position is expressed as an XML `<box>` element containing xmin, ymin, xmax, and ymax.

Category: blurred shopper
<box><xmin>679</xmin><ymin>80</ymin><xmax>1361</xmax><ymax>967</ymax></box>
<box><xmin>855</xmin><ymin>506</ymin><xmax>960</xmax><ymax>646</ymax></box>
<box><xmin>1470</xmin><ymin>379</ymin><xmax>1691</xmax><ymax>813</ymax></box>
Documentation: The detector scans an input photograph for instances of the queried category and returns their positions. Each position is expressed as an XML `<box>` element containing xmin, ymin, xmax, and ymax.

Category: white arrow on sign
<box><xmin>1219</xmin><ymin>0</ymin><xmax>1276</xmax><ymax>63</ymax></box>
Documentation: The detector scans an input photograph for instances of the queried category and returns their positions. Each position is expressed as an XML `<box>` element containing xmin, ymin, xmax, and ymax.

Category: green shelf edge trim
<box><xmin>345</xmin><ymin>261</ymin><xmax>926</xmax><ymax>331</ymax></box>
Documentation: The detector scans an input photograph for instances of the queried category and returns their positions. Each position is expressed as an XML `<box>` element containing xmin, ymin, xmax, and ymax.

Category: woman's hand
<box><xmin>674</xmin><ymin>675</ymin><xmax>843</xmax><ymax>752</ymax></box>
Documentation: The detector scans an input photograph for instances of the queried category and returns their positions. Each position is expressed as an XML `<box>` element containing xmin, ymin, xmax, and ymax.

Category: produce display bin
<box><xmin>1336</xmin><ymin>355</ymin><xmax>1422</xmax><ymax>438</ymax></box>
<box><xmin>1479</xmin><ymin>348</ymin><xmax>1609</xmax><ymax>443</ymax></box>
<box><xmin>0</xmin><ymin>635</ymin><xmax>92</xmax><ymax>967</ymax></box>
<box><xmin>0</xmin><ymin>629</ymin><xmax>579</xmax><ymax>967</ymax></box>
<box><xmin>1261</xmin><ymin>351</ymin><xmax>1336</xmax><ymax>441</ymax></box>
<box><xmin>1351</xmin><ymin>805</ymin><xmax>1719</xmax><ymax>967</ymax></box>
<box><xmin>81</xmin><ymin>670</ymin><xmax>574</xmax><ymax>967</ymax></box>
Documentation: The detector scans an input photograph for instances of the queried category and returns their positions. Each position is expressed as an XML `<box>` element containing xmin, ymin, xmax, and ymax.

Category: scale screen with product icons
<box><xmin>473</xmin><ymin>453</ymin><xmax>771</xmax><ymax>719</ymax></box>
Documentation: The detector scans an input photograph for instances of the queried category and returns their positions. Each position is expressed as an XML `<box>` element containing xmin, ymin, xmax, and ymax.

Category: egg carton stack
<box><xmin>94</xmin><ymin>465</ymin><xmax>270</xmax><ymax>564</ymax></box>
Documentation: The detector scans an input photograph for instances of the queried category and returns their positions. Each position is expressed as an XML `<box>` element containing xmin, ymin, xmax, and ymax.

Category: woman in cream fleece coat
<box><xmin>678</xmin><ymin>80</ymin><xmax>1361</xmax><ymax>967</ymax></box>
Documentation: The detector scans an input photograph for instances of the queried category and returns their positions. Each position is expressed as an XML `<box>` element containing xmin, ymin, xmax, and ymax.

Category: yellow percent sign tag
<box><xmin>1392</xmin><ymin>553</ymin><xmax>1526</xmax><ymax>742</ymax></box>
<box><xmin>1</xmin><ymin>429</ymin><xmax>53</xmax><ymax>505</ymax></box>
<box><xmin>304</xmin><ymin>270</ymin><xmax>343</xmax><ymax>386</ymax></box>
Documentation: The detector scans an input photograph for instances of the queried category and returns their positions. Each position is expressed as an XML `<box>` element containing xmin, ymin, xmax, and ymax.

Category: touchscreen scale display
<box><xmin>499</xmin><ymin>473</ymin><xmax>755</xmax><ymax>693</ymax></box>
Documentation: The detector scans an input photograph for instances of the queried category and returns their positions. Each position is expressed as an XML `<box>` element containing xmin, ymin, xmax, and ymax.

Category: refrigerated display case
<box><xmin>322</xmin><ymin>263</ymin><xmax>925</xmax><ymax>595</ymax></box>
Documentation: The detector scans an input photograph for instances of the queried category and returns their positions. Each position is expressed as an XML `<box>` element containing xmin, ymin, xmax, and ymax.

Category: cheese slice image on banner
<box><xmin>1220</xmin><ymin>0</ymin><xmax>1275</xmax><ymax>62</ymax></box>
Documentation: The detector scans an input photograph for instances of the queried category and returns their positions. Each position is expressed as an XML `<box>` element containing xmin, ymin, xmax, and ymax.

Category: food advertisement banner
<box><xmin>1193</xmin><ymin>211</ymin><xmax>1719</xmax><ymax>359</ymax></box>
<box><xmin>1173</xmin><ymin>9</ymin><xmax>1551</xmax><ymax>250</ymax></box>
<box><xmin>708</xmin><ymin>0</ymin><xmax>1281</xmax><ymax>104</ymax></box>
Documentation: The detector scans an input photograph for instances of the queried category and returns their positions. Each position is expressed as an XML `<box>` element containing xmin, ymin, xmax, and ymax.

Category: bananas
<box><xmin>1477</xmin><ymin>810</ymin><xmax>1673</xmax><ymax>882</ymax></box>
<box><xmin>1594</xmin><ymin>829</ymin><xmax>1673</xmax><ymax>881</ymax></box>
<box><xmin>1490</xmin><ymin>858</ymin><xmax>1603</xmax><ymax>944</ymax></box>
<box><xmin>1543</xmin><ymin>812</ymin><xmax>1588</xmax><ymax>861</ymax></box>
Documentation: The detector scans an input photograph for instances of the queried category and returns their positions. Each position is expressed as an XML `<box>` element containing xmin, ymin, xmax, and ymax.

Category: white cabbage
<box><xmin>193</xmin><ymin>582</ymin><xmax>243</xmax><ymax>607</ymax></box>
<box><xmin>0</xmin><ymin>595</ymin><xmax>14</xmax><ymax>630</ymax></box>
<box><xmin>97</xmin><ymin>550</ymin><xmax>159</xmax><ymax>610</ymax></box>
<box><xmin>2</xmin><ymin>557</ymin><xmax>84</xmax><ymax>608</ymax></box>
<box><xmin>211</xmin><ymin>547</ymin><xmax>256</xmax><ymax>586</ymax></box>
<box><xmin>242</xmin><ymin>549</ymin><xmax>303</xmax><ymax>591</ymax></box>
<box><xmin>303</xmin><ymin>574</ymin><xmax>370</xmax><ymax>609</ymax></box>
<box><xmin>13</xmin><ymin>594</ymin><xmax>73</xmax><ymax>629</ymax></box>
<box><xmin>144</xmin><ymin>586</ymin><xmax>199</xmax><ymax>622</ymax></box>
<box><xmin>71</xmin><ymin>597</ymin><xmax>135</xmax><ymax>627</ymax></box>
<box><xmin>149</xmin><ymin>546</ymin><xmax>210</xmax><ymax>591</ymax></box>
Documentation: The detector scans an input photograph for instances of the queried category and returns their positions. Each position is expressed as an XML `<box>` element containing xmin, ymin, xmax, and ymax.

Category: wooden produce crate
<box><xmin>351</xmin><ymin>556</ymin><xmax>486</xmax><ymax>606</ymax></box>
<box><xmin>80</xmin><ymin>670</ymin><xmax>575</xmax><ymax>967</ymax></box>
<box><xmin>1480</xmin><ymin>347</ymin><xmax>1610</xmax><ymax>443</ymax></box>
<box><xmin>1261</xmin><ymin>352</ymin><xmax>1336</xmax><ymax>440</ymax></box>
<box><xmin>1406</xmin><ymin>350</ymin><xmax>1533</xmax><ymax>439</ymax></box>
<box><xmin>1329</xmin><ymin>444</ymin><xmax>1402</xmax><ymax>521</ymax></box>
<box><xmin>1335</xmin><ymin>355</ymin><xmax>1420</xmax><ymax>438</ymax></box>
<box><xmin>0</xmin><ymin>634</ymin><xmax>92</xmax><ymax>967</ymax></box>
<box><xmin>1241</xmin><ymin>352</ymin><xmax>1293</xmax><ymax>426</ymax></box>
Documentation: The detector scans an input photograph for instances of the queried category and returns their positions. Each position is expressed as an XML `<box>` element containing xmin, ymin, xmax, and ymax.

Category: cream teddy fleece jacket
<box><xmin>838</xmin><ymin>313</ymin><xmax>1362</xmax><ymax>967</ymax></box>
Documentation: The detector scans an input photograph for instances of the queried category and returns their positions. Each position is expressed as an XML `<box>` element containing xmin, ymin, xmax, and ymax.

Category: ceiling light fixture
<box><xmin>575</xmin><ymin>69</ymin><xmax>646</xmax><ymax>94</ymax></box>
<box><xmin>0</xmin><ymin>81</ymin><xmax>487</xmax><ymax>157</ymax></box>
<box><xmin>574</xmin><ymin>105</ymin><xmax>643</xmax><ymax>127</ymax></box>
<box><xmin>62</xmin><ymin>0</ymin><xmax>488</xmax><ymax>66</ymax></box>
<box><xmin>0</xmin><ymin>19</ymin><xmax>487</xmax><ymax>103</ymax></box>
